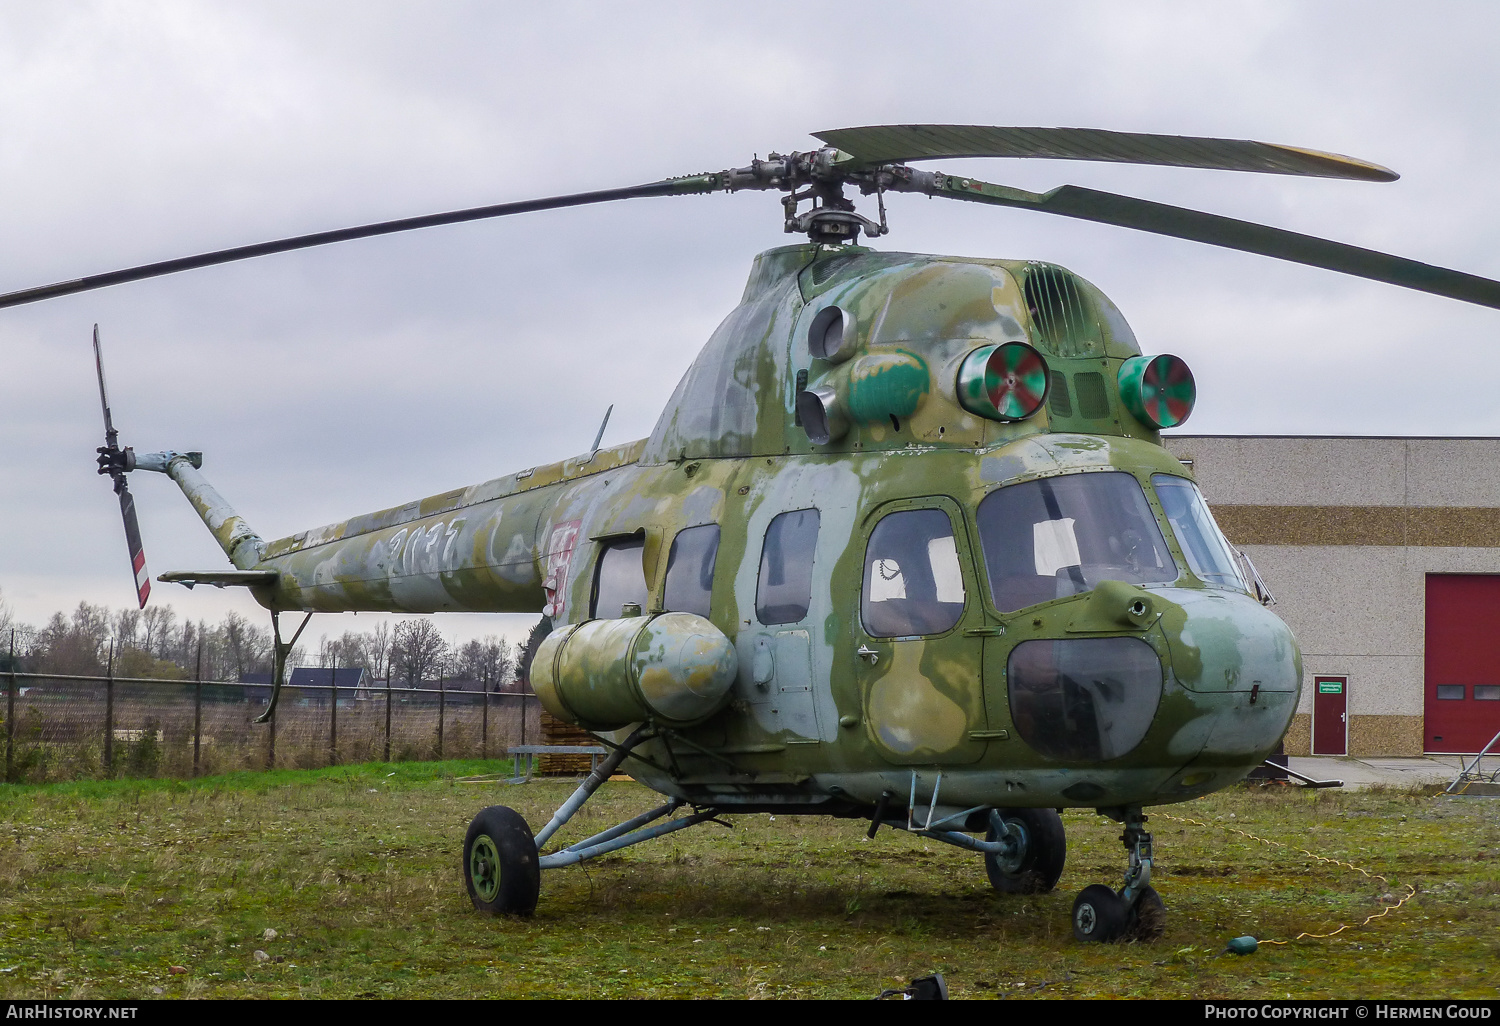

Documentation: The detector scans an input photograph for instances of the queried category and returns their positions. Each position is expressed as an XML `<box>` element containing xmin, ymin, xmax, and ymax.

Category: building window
<box><xmin>1474</xmin><ymin>685</ymin><xmax>1500</xmax><ymax>701</ymax></box>
<box><xmin>1436</xmin><ymin>685</ymin><xmax>1466</xmax><ymax>700</ymax></box>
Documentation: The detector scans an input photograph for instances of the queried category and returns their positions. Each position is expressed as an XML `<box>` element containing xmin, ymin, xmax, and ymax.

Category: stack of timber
<box><xmin>538</xmin><ymin>711</ymin><xmax>599</xmax><ymax>775</ymax></box>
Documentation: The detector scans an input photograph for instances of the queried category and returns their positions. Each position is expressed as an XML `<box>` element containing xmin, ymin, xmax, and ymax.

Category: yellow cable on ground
<box><xmin>1156</xmin><ymin>811</ymin><xmax>1416</xmax><ymax>944</ymax></box>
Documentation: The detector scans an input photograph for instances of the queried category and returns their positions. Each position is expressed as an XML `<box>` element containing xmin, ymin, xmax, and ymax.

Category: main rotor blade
<box><xmin>818</xmin><ymin>125</ymin><xmax>1399</xmax><ymax>182</ymax></box>
<box><xmin>920</xmin><ymin>174</ymin><xmax>1500</xmax><ymax>310</ymax></box>
<box><xmin>0</xmin><ymin>177</ymin><xmax>717</xmax><ymax>310</ymax></box>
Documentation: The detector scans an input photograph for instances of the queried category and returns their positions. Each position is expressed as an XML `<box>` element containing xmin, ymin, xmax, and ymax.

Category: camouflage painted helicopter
<box><xmin>9</xmin><ymin>126</ymin><xmax>1500</xmax><ymax>942</ymax></box>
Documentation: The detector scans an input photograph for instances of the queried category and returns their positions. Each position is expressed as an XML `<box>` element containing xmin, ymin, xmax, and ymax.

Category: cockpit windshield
<box><xmin>976</xmin><ymin>471</ymin><xmax>1178</xmax><ymax>611</ymax></box>
<box><xmin>1151</xmin><ymin>474</ymin><xmax>1248</xmax><ymax>591</ymax></box>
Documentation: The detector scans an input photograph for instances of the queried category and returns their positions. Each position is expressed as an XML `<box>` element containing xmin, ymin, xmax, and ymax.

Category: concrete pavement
<box><xmin>1282</xmin><ymin>755</ymin><xmax>1479</xmax><ymax>791</ymax></box>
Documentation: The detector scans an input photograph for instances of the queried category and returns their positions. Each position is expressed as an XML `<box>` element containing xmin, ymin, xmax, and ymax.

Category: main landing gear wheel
<box><xmin>1071</xmin><ymin>884</ymin><xmax>1128</xmax><ymax>942</ymax></box>
<box><xmin>463</xmin><ymin>805</ymin><xmax>540</xmax><ymax>916</ymax></box>
<box><xmin>984</xmin><ymin>808</ymin><xmax>1067</xmax><ymax>894</ymax></box>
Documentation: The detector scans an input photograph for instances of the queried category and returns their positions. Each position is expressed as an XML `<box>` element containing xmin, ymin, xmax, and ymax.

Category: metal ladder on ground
<box><xmin>1445</xmin><ymin>729</ymin><xmax>1500</xmax><ymax>795</ymax></box>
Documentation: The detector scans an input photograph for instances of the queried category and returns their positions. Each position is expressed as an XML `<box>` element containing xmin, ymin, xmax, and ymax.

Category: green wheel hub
<box><xmin>990</xmin><ymin>818</ymin><xmax>1030</xmax><ymax>876</ymax></box>
<box><xmin>470</xmin><ymin>834</ymin><xmax>501</xmax><ymax>903</ymax></box>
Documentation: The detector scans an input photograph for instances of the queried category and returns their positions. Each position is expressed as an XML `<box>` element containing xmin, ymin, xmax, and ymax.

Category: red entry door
<box><xmin>1312</xmin><ymin>675</ymin><xmax>1347</xmax><ymax>756</ymax></box>
<box><xmin>1425</xmin><ymin>574</ymin><xmax>1500</xmax><ymax>754</ymax></box>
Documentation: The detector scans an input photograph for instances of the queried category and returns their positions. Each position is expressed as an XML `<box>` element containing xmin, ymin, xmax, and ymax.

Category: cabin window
<box><xmin>976</xmin><ymin>471</ymin><xmax>1176</xmax><ymax>612</ymax></box>
<box><xmin>861</xmin><ymin>509</ymin><xmax>966</xmax><ymax>637</ymax></box>
<box><xmin>592</xmin><ymin>536</ymin><xmax>648</xmax><ymax>619</ymax></box>
<box><xmin>1152</xmin><ymin>475</ymin><xmax>1248</xmax><ymax>591</ymax></box>
<box><xmin>663</xmin><ymin>524</ymin><xmax>720</xmax><ymax>619</ymax></box>
<box><xmin>756</xmin><ymin>509</ymin><xmax>820</xmax><ymax>625</ymax></box>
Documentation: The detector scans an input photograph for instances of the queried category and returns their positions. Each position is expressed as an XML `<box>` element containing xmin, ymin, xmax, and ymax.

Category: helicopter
<box><xmin>8</xmin><ymin>125</ymin><xmax>1500</xmax><ymax>943</ymax></box>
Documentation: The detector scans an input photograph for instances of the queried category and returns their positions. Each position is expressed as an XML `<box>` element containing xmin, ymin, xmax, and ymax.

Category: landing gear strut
<box><xmin>462</xmin><ymin>726</ymin><xmax>723</xmax><ymax>915</ymax></box>
<box><xmin>1071</xmin><ymin>808</ymin><xmax>1166</xmax><ymax>943</ymax></box>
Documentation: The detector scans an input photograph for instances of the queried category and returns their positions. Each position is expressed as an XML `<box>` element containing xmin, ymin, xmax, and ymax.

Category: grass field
<box><xmin>1</xmin><ymin>762</ymin><xmax>1496</xmax><ymax>1000</ymax></box>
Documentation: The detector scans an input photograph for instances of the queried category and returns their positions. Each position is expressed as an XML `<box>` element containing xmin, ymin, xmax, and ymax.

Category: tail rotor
<box><xmin>92</xmin><ymin>325</ymin><xmax>150</xmax><ymax>608</ymax></box>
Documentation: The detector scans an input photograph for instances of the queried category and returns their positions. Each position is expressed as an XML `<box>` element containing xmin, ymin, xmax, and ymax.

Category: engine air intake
<box><xmin>1118</xmin><ymin>354</ymin><xmax>1196</xmax><ymax>428</ymax></box>
<box><xmin>957</xmin><ymin>341</ymin><xmax>1050</xmax><ymax>421</ymax></box>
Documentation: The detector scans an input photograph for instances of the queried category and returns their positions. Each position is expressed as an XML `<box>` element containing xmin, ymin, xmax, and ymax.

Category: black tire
<box><xmin>985</xmin><ymin>808</ymin><xmax>1067</xmax><ymax>894</ymax></box>
<box><xmin>463</xmin><ymin>805</ymin><xmax>540</xmax><ymax>916</ymax></box>
<box><xmin>1124</xmin><ymin>885</ymin><xmax>1166</xmax><ymax>942</ymax></box>
<box><xmin>1072</xmin><ymin>884</ymin><xmax>1127</xmax><ymax>942</ymax></box>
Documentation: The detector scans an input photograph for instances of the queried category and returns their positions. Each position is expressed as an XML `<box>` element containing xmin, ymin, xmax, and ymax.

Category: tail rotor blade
<box><xmin>93</xmin><ymin>324</ymin><xmax>149</xmax><ymax>606</ymax></box>
<box><xmin>92</xmin><ymin>324</ymin><xmax>119</xmax><ymax>450</ymax></box>
<box><xmin>118</xmin><ymin>482</ymin><xmax>150</xmax><ymax>609</ymax></box>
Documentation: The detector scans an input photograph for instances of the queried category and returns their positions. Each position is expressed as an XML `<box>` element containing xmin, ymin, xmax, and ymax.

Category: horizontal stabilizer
<box><xmin>159</xmin><ymin>569</ymin><xmax>278</xmax><ymax>590</ymax></box>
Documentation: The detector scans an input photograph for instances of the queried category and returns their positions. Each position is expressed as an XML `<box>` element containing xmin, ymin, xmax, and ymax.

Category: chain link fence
<box><xmin>1</xmin><ymin>667</ymin><xmax>541</xmax><ymax>782</ymax></box>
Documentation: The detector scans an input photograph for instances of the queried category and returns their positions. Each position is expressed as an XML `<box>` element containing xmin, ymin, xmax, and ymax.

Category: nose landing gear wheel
<box><xmin>1124</xmin><ymin>884</ymin><xmax>1166</xmax><ymax>941</ymax></box>
<box><xmin>1071</xmin><ymin>884</ymin><xmax>1128</xmax><ymax>942</ymax></box>
<box><xmin>985</xmin><ymin>807</ymin><xmax>1067</xmax><ymax>894</ymax></box>
<box><xmin>464</xmin><ymin>805</ymin><xmax>540</xmax><ymax>916</ymax></box>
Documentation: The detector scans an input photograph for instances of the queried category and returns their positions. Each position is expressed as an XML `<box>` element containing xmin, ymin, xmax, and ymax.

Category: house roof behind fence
<box><xmin>239</xmin><ymin>667</ymin><xmax>368</xmax><ymax>688</ymax></box>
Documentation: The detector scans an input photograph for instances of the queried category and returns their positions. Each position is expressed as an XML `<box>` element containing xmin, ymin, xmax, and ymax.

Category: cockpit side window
<box><xmin>591</xmin><ymin>536</ymin><xmax>648</xmax><ymax>618</ymax></box>
<box><xmin>862</xmin><ymin>508</ymin><xmax>966</xmax><ymax>637</ymax></box>
<box><xmin>976</xmin><ymin>471</ymin><xmax>1177</xmax><ymax>612</ymax></box>
<box><xmin>663</xmin><ymin>524</ymin><xmax>720</xmax><ymax>619</ymax></box>
<box><xmin>756</xmin><ymin>509</ymin><xmax>820</xmax><ymax>625</ymax></box>
<box><xmin>1151</xmin><ymin>475</ymin><xmax>1248</xmax><ymax>591</ymax></box>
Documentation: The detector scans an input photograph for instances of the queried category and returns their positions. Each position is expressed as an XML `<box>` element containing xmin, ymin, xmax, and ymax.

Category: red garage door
<box><xmin>1425</xmin><ymin>574</ymin><xmax>1500</xmax><ymax>754</ymax></box>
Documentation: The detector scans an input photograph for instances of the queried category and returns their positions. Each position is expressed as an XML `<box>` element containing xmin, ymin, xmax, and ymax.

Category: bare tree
<box><xmin>113</xmin><ymin>607</ymin><xmax>140</xmax><ymax>651</ymax></box>
<box><xmin>222</xmin><ymin>610</ymin><xmax>253</xmax><ymax>681</ymax></box>
<box><xmin>0</xmin><ymin>586</ymin><xmax>14</xmax><ymax>640</ymax></box>
<box><xmin>71</xmin><ymin>602</ymin><xmax>112</xmax><ymax>656</ymax></box>
<box><xmin>139</xmin><ymin>604</ymin><xmax>177</xmax><ymax>660</ymax></box>
<box><xmin>36</xmin><ymin>606</ymin><xmax>110</xmax><ymax>676</ymax></box>
<box><xmin>367</xmin><ymin>621</ymin><xmax>392</xmax><ymax>681</ymax></box>
<box><xmin>392</xmin><ymin>618</ymin><xmax>447</xmax><ymax>687</ymax></box>
<box><xmin>456</xmin><ymin>638</ymin><xmax>490</xmax><ymax>688</ymax></box>
<box><xmin>455</xmin><ymin>635</ymin><xmax>514</xmax><ymax>692</ymax></box>
<box><xmin>318</xmin><ymin>630</ymin><xmax>371</xmax><ymax>673</ymax></box>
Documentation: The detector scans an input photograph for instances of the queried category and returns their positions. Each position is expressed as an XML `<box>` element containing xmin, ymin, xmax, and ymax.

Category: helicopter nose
<box><xmin>1156</xmin><ymin>587</ymin><xmax>1301</xmax><ymax>770</ymax></box>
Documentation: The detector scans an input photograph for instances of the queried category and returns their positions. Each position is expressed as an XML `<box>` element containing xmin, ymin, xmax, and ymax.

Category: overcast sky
<box><xmin>3</xmin><ymin>1</ymin><xmax>1498</xmax><ymax>648</ymax></box>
